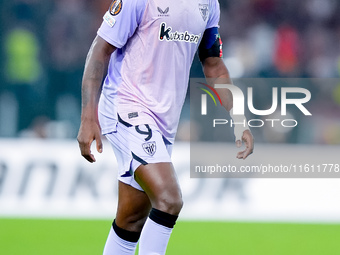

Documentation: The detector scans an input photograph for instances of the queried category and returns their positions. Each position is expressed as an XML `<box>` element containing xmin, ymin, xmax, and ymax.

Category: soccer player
<box><xmin>77</xmin><ymin>0</ymin><xmax>254</xmax><ymax>254</ymax></box>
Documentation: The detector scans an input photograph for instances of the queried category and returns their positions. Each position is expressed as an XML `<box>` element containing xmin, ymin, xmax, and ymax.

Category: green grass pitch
<box><xmin>0</xmin><ymin>219</ymin><xmax>339</xmax><ymax>254</ymax></box>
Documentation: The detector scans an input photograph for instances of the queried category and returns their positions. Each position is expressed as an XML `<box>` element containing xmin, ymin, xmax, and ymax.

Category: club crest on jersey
<box><xmin>109</xmin><ymin>0</ymin><xmax>122</xmax><ymax>16</ymax></box>
<box><xmin>142</xmin><ymin>141</ymin><xmax>156</xmax><ymax>156</ymax></box>
<box><xmin>159</xmin><ymin>22</ymin><xmax>201</xmax><ymax>44</ymax></box>
<box><xmin>199</xmin><ymin>4</ymin><xmax>209</xmax><ymax>21</ymax></box>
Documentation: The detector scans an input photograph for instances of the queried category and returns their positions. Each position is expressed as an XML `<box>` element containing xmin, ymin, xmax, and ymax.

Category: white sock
<box><xmin>138</xmin><ymin>208</ymin><xmax>178</xmax><ymax>255</ymax></box>
<box><xmin>103</xmin><ymin>224</ymin><xmax>139</xmax><ymax>255</ymax></box>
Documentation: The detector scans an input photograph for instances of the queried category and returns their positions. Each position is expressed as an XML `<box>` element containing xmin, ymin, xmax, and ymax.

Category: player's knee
<box><xmin>116</xmin><ymin>209</ymin><xmax>150</xmax><ymax>232</ymax></box>
<box><xmin>155</xmin><ymin>193</ymin><xmax>183</xmax><ymax>216</ymax></box>
<box><xmin>125</xmin><ymin>215</ymin><xmax>149</xmax><ymax>231</ymax></box>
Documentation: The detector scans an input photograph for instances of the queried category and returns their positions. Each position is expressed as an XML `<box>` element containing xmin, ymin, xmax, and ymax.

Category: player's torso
<box><xmin>121</xmin><ymin>0</ymin><xmax>214</xmax><ymax>82</ymax></box>
<box><xmin>100</xmin><ymin>0</ymin><xmax>219</xmax><ymax>141</ymax></box>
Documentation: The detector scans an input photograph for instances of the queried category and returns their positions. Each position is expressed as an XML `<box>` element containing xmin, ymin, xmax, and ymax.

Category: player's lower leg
<box><xmin>103</xmin><ymin>182</ymin><xmax>151</xmax><ymax>255</ymax></box>
<box><xmin>103</xmin><ymin>220</ymin><xmax>140</xmax><ymax>255</ymax></box>
<box><xmin>138</xmin><ymin>208</ymin><xmax>179</xmax><ymax>255</ymax></box>
<box><xmin>135</xmin><ymin>162</ymin><xmax>183</xmax><ymax>255</ymax></box>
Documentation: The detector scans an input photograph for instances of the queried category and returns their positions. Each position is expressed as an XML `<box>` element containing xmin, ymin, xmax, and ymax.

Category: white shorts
<box><xmin>105</xmin><ymin>118</ymin><xmax>173</xmax><ymax>191</ymax></box>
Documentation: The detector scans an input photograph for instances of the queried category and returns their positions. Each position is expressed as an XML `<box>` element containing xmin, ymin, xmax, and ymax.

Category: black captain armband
<box><xmin>198</xmin><ymin>27</ymin><xmax>223</xmax><ymax>63</ymax></box>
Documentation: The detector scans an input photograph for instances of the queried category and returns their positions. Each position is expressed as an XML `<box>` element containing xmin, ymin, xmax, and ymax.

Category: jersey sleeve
<box><xmin>206</xmin><ymin>0</ymin><xmax>220</xmax><ymax>29</ymax></box>
<box><xmin>97</xmin><ymin>0</ymin><xmax>147</xmax><ymax>49</ymax></box>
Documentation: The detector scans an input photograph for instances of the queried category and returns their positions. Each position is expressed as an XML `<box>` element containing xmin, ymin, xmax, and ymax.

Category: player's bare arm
<box><xmin>77</xmin><ymin>36</ymin><xmax>116</xmax><ymax>163</ymax></box>
<box><xmin>202</xmin><ymin>57</ymin><xmax>254</xmax><ymax>159</ymax></box>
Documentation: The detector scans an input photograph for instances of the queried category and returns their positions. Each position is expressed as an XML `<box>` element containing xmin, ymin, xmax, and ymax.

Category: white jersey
<box><xmin>98</xmin><ymin>0</ymin><xmax>220</xmax><ymax>143</ymax></box>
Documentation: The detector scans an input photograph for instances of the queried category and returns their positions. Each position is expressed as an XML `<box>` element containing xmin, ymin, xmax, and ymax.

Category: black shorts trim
<box><xmin>117</xmin><ymin>114</ymin><xmax>133</xmax><ymax>127</ymax></box>
<box><xmin>132</xmin><ymin>152</ymin><xmax>148</xmax><ymax>165</ymax></box>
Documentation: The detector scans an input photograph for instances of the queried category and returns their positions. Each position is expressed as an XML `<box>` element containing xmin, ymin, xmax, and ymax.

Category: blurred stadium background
<box><xmin>1</xmin><ymin>0</ymin><xmax>340</xmax><ymax>254</ymax></box>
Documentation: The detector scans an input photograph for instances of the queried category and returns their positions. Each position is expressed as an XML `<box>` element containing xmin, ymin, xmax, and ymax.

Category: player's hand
<box><xmin>235</xmin><ymin>130</ymin><xmax>254</xmax><ymax>160</ymax></box>
<box><xmin>77</xmin><ymin>120</ymin><xmax>103</xmax><ymax>163</ymax></box>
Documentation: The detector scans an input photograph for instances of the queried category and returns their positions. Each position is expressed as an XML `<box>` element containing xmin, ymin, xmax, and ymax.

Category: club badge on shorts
<box><xmin>142</xmin><ymin>141</ymin><xmax>157</xmax><ymax>156</ymax></box>
<box><xmin>109</xmin><ymin>0</ymin><xmax>122</xmax><ymax>16</ymax></box>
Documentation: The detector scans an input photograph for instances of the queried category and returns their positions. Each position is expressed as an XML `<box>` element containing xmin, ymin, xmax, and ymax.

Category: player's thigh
<box><xmin>134</xmin><ymin>162</ymin><xmax>183</xmax><ymax>215</ymax></box>
<box><xmin>115</xmin><ymin>181</ymin><xmax>151</xmax><ymax>232</ymax></box>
